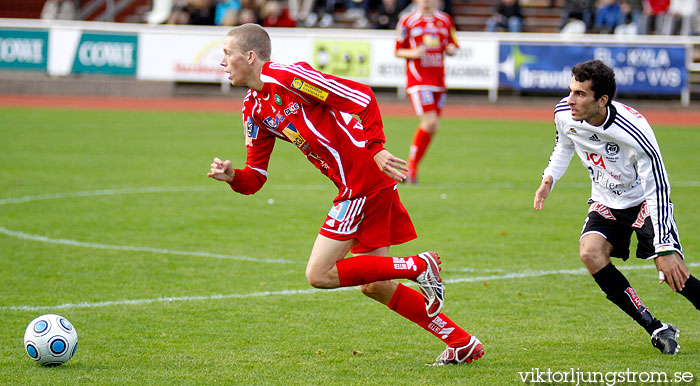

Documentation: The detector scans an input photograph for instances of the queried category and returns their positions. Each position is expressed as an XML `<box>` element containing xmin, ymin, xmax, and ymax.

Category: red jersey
<box><xmin>229</xmin><ymin>61</ymin><xmax>395</xmax><ymax>203</ymax></box>
<box><xmin>395</xmin><ymin>9</ymin><xmax>458</xmax><ymax>93</ymax></box>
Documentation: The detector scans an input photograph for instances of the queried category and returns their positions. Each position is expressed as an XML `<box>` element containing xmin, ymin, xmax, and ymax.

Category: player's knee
<box><xmin>360</xmin><ymin>283</ymin><xmax>382</xmax><ymax>300</ymax></box>
<box><xmin>579</xmin><ymin>247</ymin><xmax>608</xmax><ymax>272</ymax></box>
<box><xmin>422</xmin><ymin>120</ymin><xmax>438</xmax><ymax>133</ymax></box>
<box><xmin>305</xmin><ymin>267</ymin><xmax>332</xmax><ymax>289</ymax></box>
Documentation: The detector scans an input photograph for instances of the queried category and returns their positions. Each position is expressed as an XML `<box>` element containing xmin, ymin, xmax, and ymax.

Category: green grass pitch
<box><xmin>0</xmin><ymin>105</ymin><xmax>698</xmax><ymax>385</ymax></box>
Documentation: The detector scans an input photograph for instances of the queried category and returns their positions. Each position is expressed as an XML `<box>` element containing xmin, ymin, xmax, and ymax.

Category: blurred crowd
<box><xmin>488</xmin><ymin>0</ymin><xmax>699</xmax><ymax>35</ymax></box>
<box><xmin>38</xmin><ymin>0</ymin><xmax>699</xmax><ymax>35</ymax></box>
<box><xmin>162</xmin><ymin>0</ymin><xmax>426</xmax><ymax>29</ymax></box>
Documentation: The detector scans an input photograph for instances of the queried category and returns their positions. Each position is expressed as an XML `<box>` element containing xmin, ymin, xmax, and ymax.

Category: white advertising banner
<box><xmin>138</xmin><ymin>28</ymin><xmax>498</xmax><ymax>89</ymax></box>
<box><xmin>138</xmin><ymin>31</ymin><xmax>226</xmax><ymax>82</ymax></box>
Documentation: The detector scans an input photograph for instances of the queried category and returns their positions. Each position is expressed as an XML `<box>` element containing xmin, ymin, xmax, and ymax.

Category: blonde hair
<box><xmin>227</xmin><ymin>23</ymin><xmax>271</xmax><ymax>62</ymax></box>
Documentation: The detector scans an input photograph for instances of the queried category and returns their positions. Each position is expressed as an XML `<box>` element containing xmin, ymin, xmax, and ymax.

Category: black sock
<box><xmin>679</xmin><ymin>274</ymin><xmax>700</xmax><ymax>311</ymax></box>
<box><xmin>592</xmin><ymin>263</ymin><xmax>662</xmax><ymax>335</ymax></box>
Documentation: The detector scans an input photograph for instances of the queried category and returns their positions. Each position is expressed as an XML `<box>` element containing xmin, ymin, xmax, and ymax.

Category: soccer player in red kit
<box><xmin>208</xmin><ymin>23</ymin><xmax>483</xmax><ymax>365</ymax></box>
<box><xmin>395</xmin><ymin>0</ymin><xmax>458</xmax><ymax>184</ymax></box>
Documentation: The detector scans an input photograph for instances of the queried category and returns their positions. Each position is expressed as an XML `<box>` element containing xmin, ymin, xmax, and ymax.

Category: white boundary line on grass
<box><xmin>4</xmin><ymin>263</ymin><xmax>699</xmax><ymax>312</ymax></box>
<box><xmin>0</xmin><ymin>226</ymin><xmax>297</xmax><ymax>264</ymax></box>
<box><xmin>1</xmin><ymin>186</ymin><xmax>699</xmax><ymax>312</ymax></box>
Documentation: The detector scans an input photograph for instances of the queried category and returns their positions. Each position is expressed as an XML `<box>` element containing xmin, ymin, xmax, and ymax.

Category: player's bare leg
<box><xmin>579</xmin><ymin>233</ymin><xmax>612</xmax><ymax>274</ymax></box>
<box><xmin>580</xmin><ymin>233</ymin><xmax>679</xmax><ymax>354</ymax></box>
<box><xmin>305</xmin><ymin>235</ymin><xmax>444</xmax><ymax>315</ymax></box>
<box><xmin>305</xmin><ymin>234</ymin><xmax>353</xmax><ymax>288</ymax></box>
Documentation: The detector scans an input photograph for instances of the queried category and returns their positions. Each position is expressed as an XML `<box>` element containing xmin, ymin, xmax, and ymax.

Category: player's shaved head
<box><xmin>227</xmin><ymin>23</ymin><xmax>271</xmax><ymax>62</ymax></box>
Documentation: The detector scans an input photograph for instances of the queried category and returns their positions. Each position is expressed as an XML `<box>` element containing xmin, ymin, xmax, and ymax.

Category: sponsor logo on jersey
<box><xmin>605</xmin><ymin>142</ymin><xmax>620</xmax><ymax>156</ymax></box>
<box><xmin>263</xmin><ymin>112</ymin><xmax>285</xmax><ymax>129</ymax></box>
<box><xmin>284</xmin><ymin>102</ymin><xmax>300</xmax><ymax>116</ymax></box>
<box><xmin>282</xmin><ymin>122</ymin><xmax>308</xmax><ymax>150</ymax></box>
<box><xmin>246</xmin><ymin>117</ymin><xmax>259</xmax><ymax>140</ymax></box>
<box><xmin>399</xmin><ymin>26</ymin><xmax>407</xmax><ymax>41</ymax></box>
<box><xmin>292</xmin><ymin>78</ymin><xmax>328</xmax><ymax>101</ymax></box>
<box><xmin>588</xmin><ymin>134</ymin><xmax>600</xmax><ymax>141</ymax></box>
<box><xmin>585</xmin><ymin>151</ymin><xmax>607</xmax><ymax>169</ymax></box>
<box><xmin>422</xmin><ymin>34</ymin><xmax>440</xmax><ymax>48</ymax></box>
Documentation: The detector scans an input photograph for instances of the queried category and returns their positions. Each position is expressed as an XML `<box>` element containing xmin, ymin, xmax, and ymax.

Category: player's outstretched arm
<box><xmin>373</xmin><ymin>149</ymin><xmax>408</xmax><ymax>182</ymax></box>
<box><xmin>207</xmin><ymin>157</ymin><xmax>235</xmax><ymax>183</ymax></box>
<box><xmin>534</xmin><ymin>175</ymin><xmax>554</xmax><ymax>211</ymax></box>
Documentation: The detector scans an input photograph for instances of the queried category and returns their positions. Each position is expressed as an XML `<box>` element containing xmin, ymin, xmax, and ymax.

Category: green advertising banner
<box><xmin>71</xmin><ymin>32</ymin><xmax>137</xmax><ymax>76</ymax></box>
<box><xmin>313</xmin><ymin>40</ymin><xmax>370</xmax><ymax>79</ymax></box>
<box><xmin>0</xmin><ymin>29</ymin><xmax>48</xmax><ymax>71</ymax></box>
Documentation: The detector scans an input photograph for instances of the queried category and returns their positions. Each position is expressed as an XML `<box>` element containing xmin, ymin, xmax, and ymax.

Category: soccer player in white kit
<box><xmin>534</xmin><ymin>60</ymin><xmax>700</xmax><ymax>355</ymax></box>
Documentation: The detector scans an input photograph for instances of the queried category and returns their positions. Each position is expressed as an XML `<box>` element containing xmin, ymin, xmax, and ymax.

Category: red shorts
<box><xmin>318</xmin><ymin>185</ymin><xmax>417</xmax><ymax>253</ymax></box>
<box><xmin>408</xmin><ymin>89</ymin><xmax>445</xmax><ymax>116</ymax></box>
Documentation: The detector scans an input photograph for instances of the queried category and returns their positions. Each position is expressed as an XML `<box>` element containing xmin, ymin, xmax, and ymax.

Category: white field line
<box><xmin>2</xmin><ymin>186</ymin><xmax>699</xmax><ymax>311</ymax></box>
<box><xmin>0</xmin><ymin>226</ymin><xmax>297</xmax><ymax>264</ymax></box>
<box><xmin>4</xmin><ymin>263</ymin><xmax>699</xmax><ymax>312</ymax></box>
<box><xmin>1</xmin><ymin>180</ymin><xmax>697</xmax><ymax>206</ymax></box>
<box><xmin>0</xmin><ymin>185</ymin><xmax>330</xmax><ymax>206</ymax></box>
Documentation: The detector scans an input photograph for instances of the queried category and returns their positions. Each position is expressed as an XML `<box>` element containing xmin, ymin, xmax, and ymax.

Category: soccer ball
<box><xmin>24</xmin><ymin>314</ymin><xmax>78</xmax><ymax>366</ymax></box>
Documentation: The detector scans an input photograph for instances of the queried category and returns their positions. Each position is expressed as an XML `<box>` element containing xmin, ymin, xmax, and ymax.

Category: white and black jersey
<box><xmin>543</xmin><ymin>97</ymin><xmax>679</xmax><ymax>255</ymax></box>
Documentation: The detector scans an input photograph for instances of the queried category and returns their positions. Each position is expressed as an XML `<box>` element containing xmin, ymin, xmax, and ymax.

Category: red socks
<box><xmin>336</xmin><ymin>255</ymin><xmax>427</xmax><ymax>287</ymax></box>
<box><xmin>408</xmin><ymin>127</ymin><xmax>433</xmax><ymax>176</ymax></box>
<box><xmin>388</xmin><ymin>283</ymin><xmax>471</xmax><ymax>347</ymax></box>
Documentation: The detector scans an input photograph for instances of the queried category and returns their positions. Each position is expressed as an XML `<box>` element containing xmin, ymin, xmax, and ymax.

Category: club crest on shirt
<box><xmin>605</xmin><ymin>142</ymin><xmax>620</xmax><ymax>156</ymax></box>
<box><xmin>274</xmin><ymin>94</ymin><xmax>282</xmax><ymax>105</ymax></box>
<box><xmin>292</xmin><ymin>78</ymin><xmax>328</xmax><ymax>101</ymax></box>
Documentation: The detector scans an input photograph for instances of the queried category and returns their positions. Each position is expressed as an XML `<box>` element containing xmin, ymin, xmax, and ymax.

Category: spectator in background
<box><xmin>288</xmin><ymin>0</ymin><xmax>315</xmax><ymax>24</ymax></box>
<box><xmin>215</xmin><ymin>0</ymin><xmax>241</xmax><ymax>25</ymax></box>
<box><xmin>41</xmin><ymin>0</ymin><xmax>77</xmax><ymax>20</ymax></box>
<box><xmin>593</xmin><ymin>0</ymin><xmax>622</xmax><ymax>33</ymax></box>
<box><xmin>641</xmin><ymin>0</ymin><xmax>669</xmax><ymax>34</ymax></box>
<box><xmin>168</xmin><ymin>0</ymin><xmax>216</xmax><ymax>25</ymax></box>
<box><xmin>559</xmin><ymin>0</ymin><xmax>596</xmax><ymax>32</ymax></box>
<box><xmin>619</xmin><ymin>0</ymin><xmax>644</xmax><ymax>33</ymax></box>
<box><xmin>661</xmin><ymin>0</ymin><xmax>697</xmax><ymax>35</ymax></box>
<box><xmin>364</xmin><ymin>0</ymin><xmax>407</xmax><ymax>29</ymax></box>
<box><xmin>261</xmin><ymin>0</ymin><xmax>296</xmax><ymax>26</ymax></box>
<box><xmin>485</xmin><ymin>0</ymin><xmax>524</xmax><ymax>32</ymax></box>
<box><xmin>614</xmin><ymin>1</ymin><xmax>640</xmax><ymax>34</ymax></box>
<box><xmin>238</xmin><ymin>7</ymin><xmax>260</xmax><ymax>23</ymax></box>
